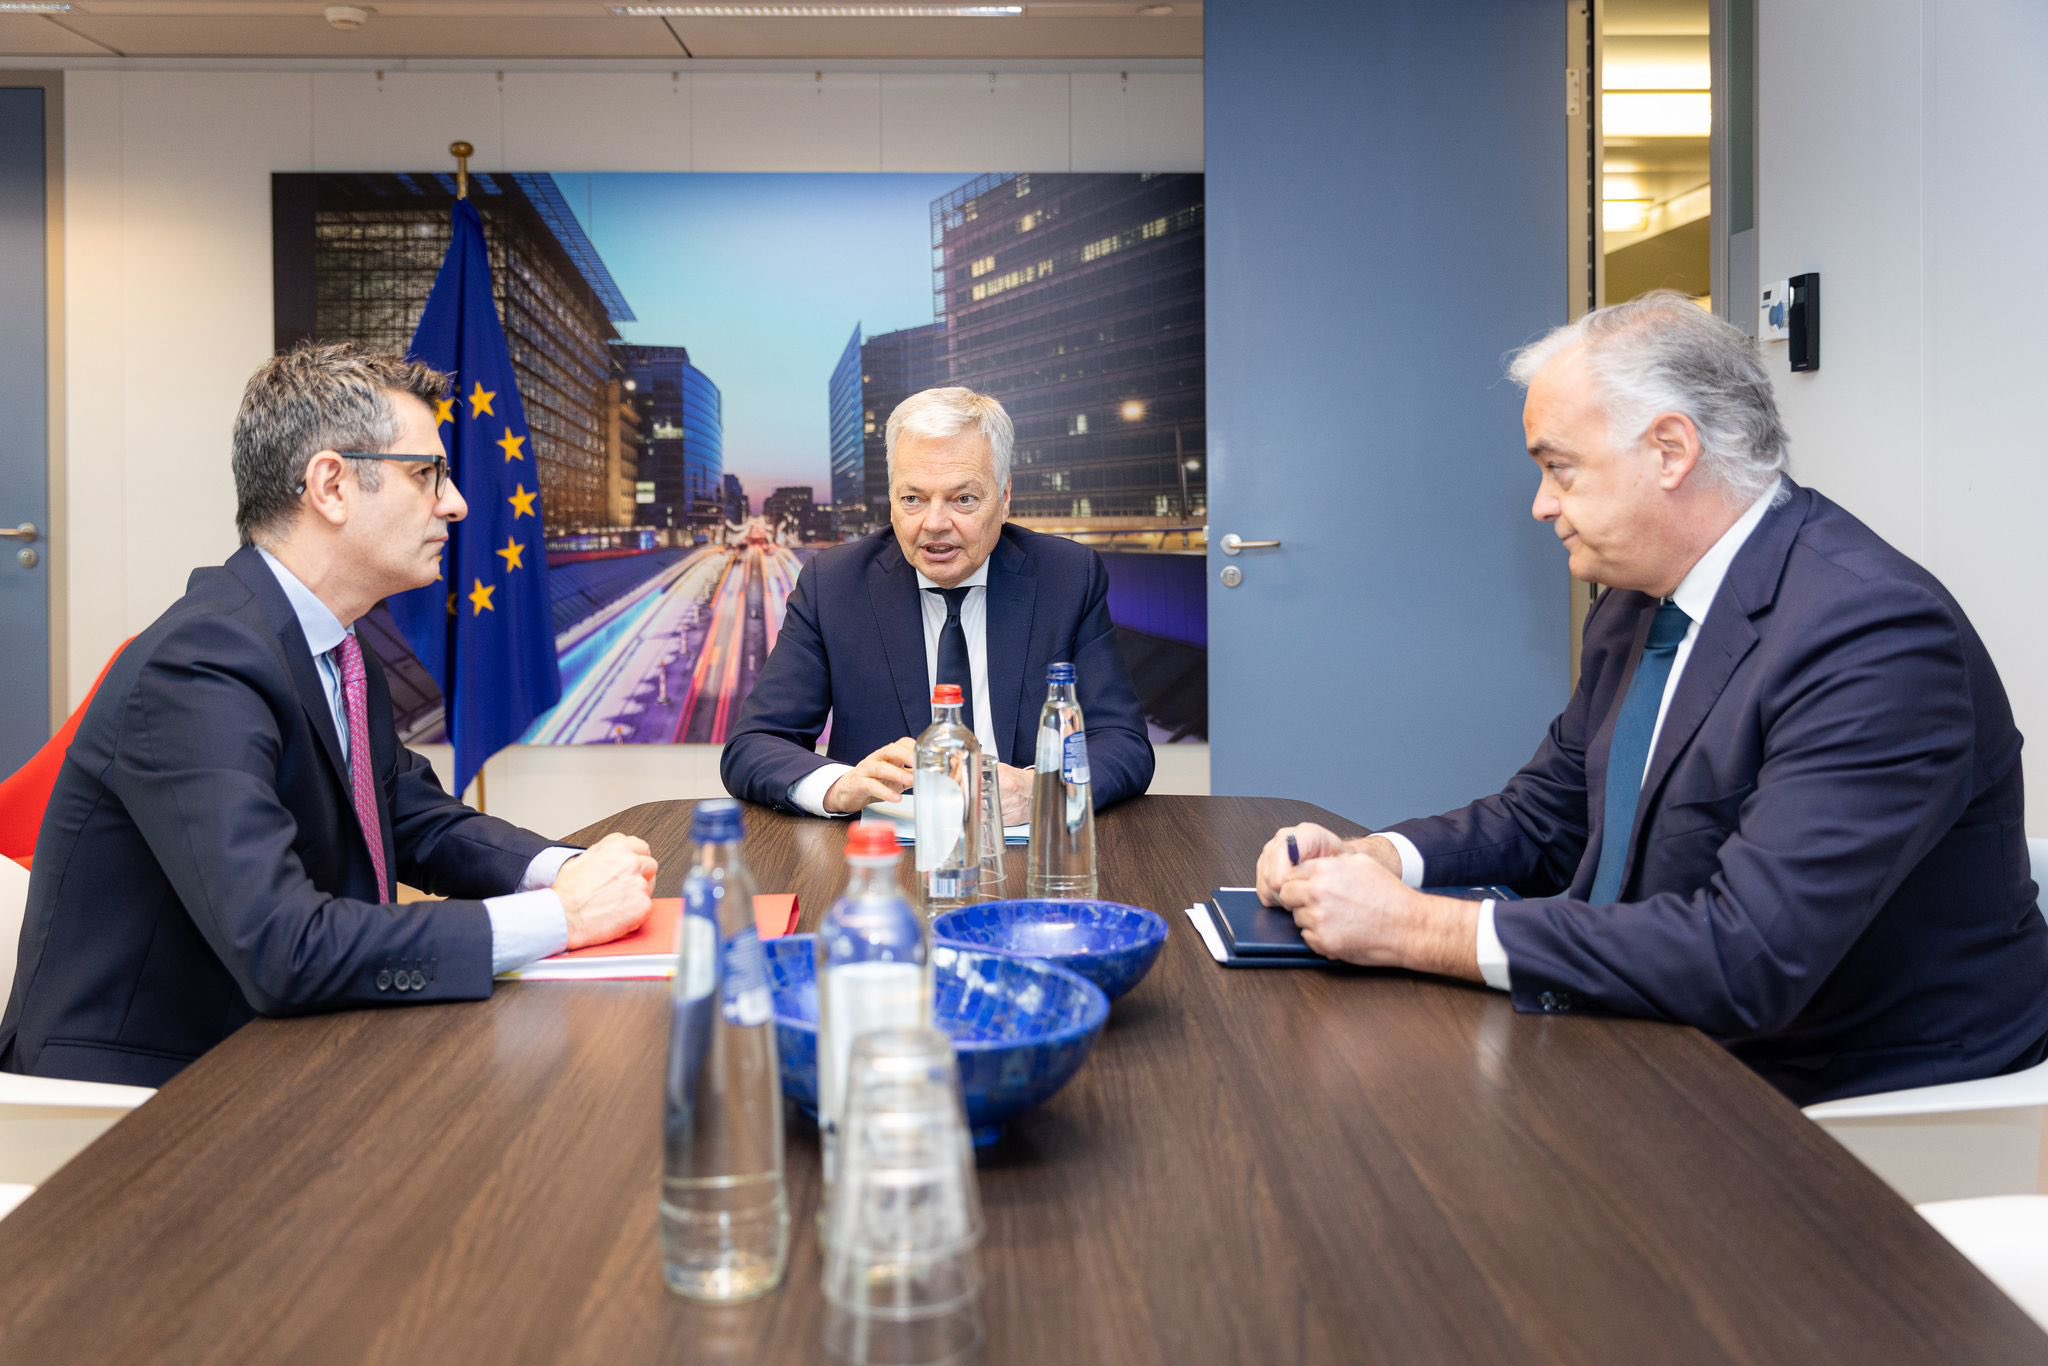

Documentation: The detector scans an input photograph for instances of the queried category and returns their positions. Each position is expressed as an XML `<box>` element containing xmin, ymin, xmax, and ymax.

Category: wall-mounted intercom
<box><xmin>1760</xmin><ymin>274</ymin><xmax>1820</xmax><ymax>372</ymax></box>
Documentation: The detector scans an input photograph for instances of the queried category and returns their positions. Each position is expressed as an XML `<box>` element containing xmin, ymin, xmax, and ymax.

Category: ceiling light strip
<box><xmin>0</xmin><ymin>1</ymin><xmax>77</xmax><ymax>11</ymax></box>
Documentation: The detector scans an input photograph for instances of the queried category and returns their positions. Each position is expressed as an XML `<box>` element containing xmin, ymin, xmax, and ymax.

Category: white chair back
<box><xmin>2030</xmin><ymin>837</ymin><xmax>2048</xmax><ymax>925</ymax></box>
<box><xmin>0</xmin><ymin>857</ymin><xmax>26</xmax><ymax>1020</ymax></box>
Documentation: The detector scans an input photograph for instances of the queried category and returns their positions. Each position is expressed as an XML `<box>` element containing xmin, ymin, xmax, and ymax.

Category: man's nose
<box><xmin>1531</xmin><ymin>482</ymin><xmax>1559</xmax><ymax>523</ymax></box>
<box><xmin>921</xmin><ymin>500</ymin><xmax>953</xmax><ymax>534</ymax></box>
<box><xmin>440</xmin><ymin>480</ymin><xmax>469</xmax><ymax>524</ymax></box>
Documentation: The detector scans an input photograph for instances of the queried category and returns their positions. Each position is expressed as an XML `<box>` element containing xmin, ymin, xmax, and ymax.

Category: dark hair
<box><xmin>232</xmin><ymin>341</ymin><xmax>451</xmax><ymax>545</ymax></box>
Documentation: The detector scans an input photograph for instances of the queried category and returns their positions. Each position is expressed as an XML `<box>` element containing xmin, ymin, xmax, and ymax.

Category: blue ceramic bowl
<box><xmin>931</xmin><ymin>900</ymin><xmax>1169</xmax><ymax>1002</ymax></box>
<box><xmin>764</xmin><ymin>935</ymin><xmax>1109</xmax><ymax>1146</ymax></box>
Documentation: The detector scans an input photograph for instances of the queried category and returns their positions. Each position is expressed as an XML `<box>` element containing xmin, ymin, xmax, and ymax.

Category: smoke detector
<box><xmin>325</xmin><ymin>5</ymin><xmax>371</xmax><ymax>30</ymax></box>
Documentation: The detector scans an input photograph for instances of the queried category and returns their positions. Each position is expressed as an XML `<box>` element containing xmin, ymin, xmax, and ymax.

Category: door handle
<box><xmin>0</xmin><ymin>522</ymin><xmax>38</xmax><ymax>543</ymax></box>
<box><xmin>1219</xmin><ymin>533</ymin><xmax>1280</xmax><ymax>556</ymax></box>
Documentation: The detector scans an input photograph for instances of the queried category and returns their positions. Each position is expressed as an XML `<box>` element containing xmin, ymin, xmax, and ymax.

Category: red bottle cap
<box><xmin>931</xmin><ymin>684</ymin><xmax>965</xmax><ymax>705</ymax></box>
<box><xmin>846</xmin><ymin>822</ymin><xmax>901</xmax><ymax>859</ymax></box>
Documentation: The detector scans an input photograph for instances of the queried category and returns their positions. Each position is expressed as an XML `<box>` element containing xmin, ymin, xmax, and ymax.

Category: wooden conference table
<box><xmin>0</xmin><ymin>795</ymin><xmax>2039</xmax><ymax>1364</ymax></box>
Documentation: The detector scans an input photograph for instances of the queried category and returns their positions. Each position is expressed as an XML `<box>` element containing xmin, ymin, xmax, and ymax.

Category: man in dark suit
<box><xmin>1255</xmin><ymin>292</ymin><xmax>2048</xmax><ymax>1105</ymax></box>
<box><xmin>1</xmin><ymin>344</ymin><xmax>657</xmax><ymax>1087</ymax></box>
<box><xmin>721</xmin><ymin>386</ymin><xmax>1153</xmax><ymax>820</ymax></box>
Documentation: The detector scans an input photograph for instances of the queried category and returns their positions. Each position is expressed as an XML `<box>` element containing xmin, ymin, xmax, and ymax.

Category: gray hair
<box><xmin>1508</xmin><ymin>290</ymin><xmax>1790</xmax><ymax>505</ymax></box>
<box><xmin>884</xmin><ymin>386</ymin><xmax>1014</xmax><ymax>495</ymax></box>
<box><xmin>233</xmin><ymin>341</ymin><xmax>451</xmax><ymax>545</ymax></box>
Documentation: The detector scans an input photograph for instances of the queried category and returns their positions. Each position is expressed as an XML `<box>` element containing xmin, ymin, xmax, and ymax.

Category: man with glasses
<box><xmin>0</xmin><ymin>343</ymin><xmax>658</xmax><ymax>1086</ymax></box>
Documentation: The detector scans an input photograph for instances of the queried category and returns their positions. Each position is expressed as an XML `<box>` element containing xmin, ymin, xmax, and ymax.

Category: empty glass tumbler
<box><xmin>821</xmin><ymin>1027</ymin><xmax>985</xmax><ymax>1365</ymax></box>
<box><xmin>974</xmin><ymin>751</ymin><xmax>1006</xmax><ymax>899</ymax></box>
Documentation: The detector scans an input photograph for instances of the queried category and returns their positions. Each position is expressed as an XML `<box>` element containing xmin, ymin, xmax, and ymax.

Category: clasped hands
<box><xmin>824</xmin><ymin>737</ymin><xmax>1034</xmax><ymax>825</ymax></box>
<box><xmin>1254</xmin><ymin>822</ymin><xmax>1481</xmax><ymax>980</ymax></box>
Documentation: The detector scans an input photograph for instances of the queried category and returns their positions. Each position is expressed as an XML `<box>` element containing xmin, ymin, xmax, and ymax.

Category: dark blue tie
<box><xmin>926</xmin><ymin>585</ymin><xmax>975</xmax><ymax>734</ymax></box>
<box><xmin>1588</xmin><ymin>601</ymin><xmax>1691</xmax><ymax>904</ymax></box>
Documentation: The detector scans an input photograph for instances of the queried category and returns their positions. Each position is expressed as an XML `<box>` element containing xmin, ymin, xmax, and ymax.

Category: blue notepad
<box><xmin>1207</xmin><ymin>884</ymin><xmax>1520</xmax><ymax>968</ymax></box>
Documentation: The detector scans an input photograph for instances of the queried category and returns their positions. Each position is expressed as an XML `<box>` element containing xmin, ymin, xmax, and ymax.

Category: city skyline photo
<box><xmin>272</xmin><ymin>168</ymin><xmax>1208</xmax><ymax>750</ymax></box>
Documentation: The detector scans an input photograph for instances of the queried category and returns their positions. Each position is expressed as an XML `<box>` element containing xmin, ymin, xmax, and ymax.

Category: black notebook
<box><xmin>1206</xmin><ymin>885</ymin><xmax>1520</xmax><ymax>968</ymax></box>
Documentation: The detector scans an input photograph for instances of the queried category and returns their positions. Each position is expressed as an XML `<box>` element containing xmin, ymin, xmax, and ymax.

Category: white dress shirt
<box><xmin>256</xmin><ymin>547</ymin><xmax>573</xmax><ymax>972</ymax></box>
<box><xmin>788</xmin><ymin>558</ymin><xmax>1003</xmax><ymax>816</ymax></box>
<box><xmin>1378</xmin><ymin>479</ymin><xmax>1784</xmax><ymax>991</ymax></box>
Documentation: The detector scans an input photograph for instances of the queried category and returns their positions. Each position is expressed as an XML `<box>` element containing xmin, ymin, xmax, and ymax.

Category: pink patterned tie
<box><xmin>334</xmin><ymin>633</ymin><xmax>389</xmax><ymax>899</ymax></box>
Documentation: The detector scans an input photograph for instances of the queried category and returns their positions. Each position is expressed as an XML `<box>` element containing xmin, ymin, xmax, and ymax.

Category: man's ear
<box><xmin>1648</xmin><ymin>413</ymin><xmax>1704</xmax><ymax>490</ymax></box>
<box><xmin>302</xmin><ymin>450</ymin><xmax>351</xmax><ymax>528</ymax></box>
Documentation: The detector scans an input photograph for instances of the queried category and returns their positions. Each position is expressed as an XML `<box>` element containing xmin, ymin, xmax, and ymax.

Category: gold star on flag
<box><xmin>496</xmin><ymin>536</ymin><xmax>525</xmax><ymax>572</ymax></box>
<box><xmin>508</xmin><ymin>484</ymin><xmax>537</xmax><ymax>519</ymax></box>
<box><xmin>434</xmin><ymin>397</ymin><xmax>456</xmax><ymax>427</ymax></box>
<box><xmin>468</xmin><ymin>382</ymin><xmax>496</xmax><ymax>419</ymax></box>
<box><xmin>468</xmin><ymin>578</ymin><xmax>496</xmax><ymax>616</ymax></box>
<box><xmin>447</xmin><ymin>591</ymin><xmax>457</xmax><ymax>617</ymax></box>
<box><xmin>497</xmin><ymin>429</ymin><xmax>526</xmax><ymax>463</ymax></box>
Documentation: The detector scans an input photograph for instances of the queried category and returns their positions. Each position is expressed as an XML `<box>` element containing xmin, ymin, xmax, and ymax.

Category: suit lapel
<box><xmin>982</xmin><ymin>533</ymin><xmax>1037</xmax><ymax>764</ymax></box>
<box><xmin>868</xmin><ymin>541</ymin><xmax>933</xmax><ymax>740</ymax></box>
<box><xmin>1623</xmin><ymin>484</ymin><xmax>1808</xmax><ymax>885</ymax></box>
<box><xmin>227</xmin><ymin>547</ymin><xmax>350</xmax><ymax>792</ymax></box>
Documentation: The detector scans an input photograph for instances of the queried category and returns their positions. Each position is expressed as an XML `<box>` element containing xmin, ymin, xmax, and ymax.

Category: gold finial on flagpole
<box><xmin>449</xmin><ymin>141</ymin><xmax>473</xmax><ymax>200</ymax></box>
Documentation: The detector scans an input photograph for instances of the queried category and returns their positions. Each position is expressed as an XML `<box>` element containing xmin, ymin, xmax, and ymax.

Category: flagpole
<box><xmin>475</xmin><ymin>760</ymin><xmax>489</xmax><ymax>815</ymax></box>
<box><xmin>449</xmin><ymin>140</ymin><xmax>472</xmax><ymax>200</ymax></box>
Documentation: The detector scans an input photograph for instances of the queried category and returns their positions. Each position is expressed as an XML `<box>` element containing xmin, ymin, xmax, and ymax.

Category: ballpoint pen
<box><xmin>1286</xmin><ymin>834</ymin><xmax>1299</xmax><ymax>866</ymax></box>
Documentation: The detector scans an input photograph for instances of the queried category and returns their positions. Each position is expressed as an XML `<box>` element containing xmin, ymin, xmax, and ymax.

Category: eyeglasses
<box><xmin>297</xmin><ymin>453</ymin><xmax>450</xmax><ymax>498</ymax></box>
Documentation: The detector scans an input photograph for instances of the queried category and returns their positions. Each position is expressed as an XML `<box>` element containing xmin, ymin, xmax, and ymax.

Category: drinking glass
<box><xmin>974</xmin><ymin>752</ymin><xmax>1006</xmax><ymax>900</ymax></box>
<box><xmin>821</xmin><ymin>1027</ymin><xmax>985</xmax><ymax>1364</ymax></box>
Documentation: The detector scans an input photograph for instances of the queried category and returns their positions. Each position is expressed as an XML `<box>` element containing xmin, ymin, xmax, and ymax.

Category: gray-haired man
<box><xmin>1255</xmin><ymin>291</ymin><xmax>2046</xmax><ymax>1106</ymax></box>
<box><xmin>721</xmin><ymin>385</ymin><xmax>1154</xmax><ymax>820</ymax></box>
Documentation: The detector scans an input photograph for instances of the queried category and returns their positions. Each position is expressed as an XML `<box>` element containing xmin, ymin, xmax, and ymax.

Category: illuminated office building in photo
<box><xmin>931</xmin><ymin>172</ymin><xmax>1205</xmax><ymax>525</ymax></box>
<box><xmin>273</xmin><ymin>171</ymin><xmax>634</xmax><ymax>532</ymax></box>
<box><xmin>828</xmin><ymin>324</ymin><xmax>866</xmax><ymax>537</ymax></box>
<box><xmin>613</xmin><ymin>343</ymin><xmax>725</xmax><ymax>540</ymax></box>
<box><xmin>859</xmin><ymin>321</ymin><xmax>946</xmax><ymax>535</ymax></box>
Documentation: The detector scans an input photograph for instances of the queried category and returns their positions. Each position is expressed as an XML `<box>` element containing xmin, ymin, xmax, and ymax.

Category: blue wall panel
<box><xmin>1205</xmin><ymin>0</ymin><xmax>1572</xmax><ymax>825</ymax></box>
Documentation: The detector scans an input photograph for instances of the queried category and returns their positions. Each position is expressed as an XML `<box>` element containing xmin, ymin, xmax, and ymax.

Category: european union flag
<box><xmin>388</xmin><ymin>197</ymin><xmax>560</xmax><ymax>799</ymax></box>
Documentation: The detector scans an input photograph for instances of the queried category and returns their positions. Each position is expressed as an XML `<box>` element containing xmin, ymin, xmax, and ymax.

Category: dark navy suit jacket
<box><xmin>1387</xmin><ymin>482</ymin><xmax>2048</xmax><ymax>1105</ymax></box>
<box><xmin>720</xmin><ymin>525</ymin><xmax>1154</xmax><ymax>812</ymax></box>
<box><xmin>0</xmin><ymin>546</ymin><xmax>553</xmax><ymax>1086</ymax></box>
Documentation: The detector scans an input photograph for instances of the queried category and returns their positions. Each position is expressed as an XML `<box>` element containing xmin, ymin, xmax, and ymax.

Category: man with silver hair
<box><xmin>2</xmin><ymin>342</ymin><xmax>657</xmax><ymax>1086</ymax></box>
<box><xmin>1254</xmin><ymin>292</ymin><xmax>2045</xmax><ymax>1105</ymax></box>
<box><xmin>722</xmin><ymin>385</ymin><xmax>1154</xmax><ymax>818</ymax></box>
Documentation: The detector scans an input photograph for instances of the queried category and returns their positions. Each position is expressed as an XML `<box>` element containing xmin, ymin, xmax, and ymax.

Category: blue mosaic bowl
<box><xmin>764</xmin><ymin>935</ymin><xmax>1109</xmax><ymax>1146</ymax></box>
<box><xmin>931</xmin><ymin>900</ymin><xmax>1169</xmax><ymax>1002</ymax></box>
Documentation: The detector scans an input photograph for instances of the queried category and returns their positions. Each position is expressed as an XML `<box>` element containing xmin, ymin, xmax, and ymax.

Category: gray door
<box><xmin>1204</xmin><ymin>1</ymin><xmax>1573</xmax><ymax>828</ymax></box>
<box><xmin>0</xmin><ymin>86</ymin><xmax>51</xmax><ymax>773</ymax></box>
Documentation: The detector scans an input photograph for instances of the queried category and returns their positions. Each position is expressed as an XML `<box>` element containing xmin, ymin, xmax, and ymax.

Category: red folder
<box><xmin>539</xmin><ymin>894</ymin><xmax>801</xmax><ymax>965</ymax></box>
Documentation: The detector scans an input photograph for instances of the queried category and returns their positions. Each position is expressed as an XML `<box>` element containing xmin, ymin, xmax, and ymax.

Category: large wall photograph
<box><xmin>272</xmin><ymin>170</ymin><xmax>1207</xmax><ymax>748</ymax></box>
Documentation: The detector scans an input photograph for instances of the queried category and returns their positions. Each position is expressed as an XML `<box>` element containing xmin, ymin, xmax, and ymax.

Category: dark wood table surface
<box><xmin>0</xmin><ymin>795</ymin><xmax>2039</xmax><ymax>1364</ymax></box>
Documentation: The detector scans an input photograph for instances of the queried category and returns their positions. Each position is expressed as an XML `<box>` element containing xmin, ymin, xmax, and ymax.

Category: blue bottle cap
<box><xmin>691</xmin><ymin>799</ymin><xmax>745</xmax><ymax>844</ymax></box>
<box><xmin>1047</xmin><ymin>662</ymin><xmax>1076</xmax><ymax>684</ymax></box>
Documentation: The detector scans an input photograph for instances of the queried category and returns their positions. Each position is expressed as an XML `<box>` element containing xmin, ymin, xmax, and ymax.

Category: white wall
<box><xmin>52</xmin><ymin>62</ymin><xmax>1206</xmax><ymax>835</ymax></box>
<box><xmin>1759</xmin><ymin>0</ymin><xmax>2048</xmax><ymax>814</ymax></box>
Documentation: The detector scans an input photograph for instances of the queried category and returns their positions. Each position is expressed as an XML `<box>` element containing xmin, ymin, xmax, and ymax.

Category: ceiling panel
<box><xmin>0</xmin><ymin>15</ymin><xmax>118</xmax><ymax>55</ymax></box>
<box><xmin>39</xmin><ymin>15</ymin><xmax>690</xmax><ymax>57</ymax></box>
<box><xmin>675</xmin><ymin>16</ymin><xmax>1200</xmax><ymax>60</ymax></box>
<box><xmin>2</xmin><ymin>5</ymin><xmax>1202</xmax><ymax>60</ymax></box>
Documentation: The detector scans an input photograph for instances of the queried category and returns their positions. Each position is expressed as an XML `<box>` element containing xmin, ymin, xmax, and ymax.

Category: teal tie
<box><xmin>1588</xmin><ymin>601</ymin><xmax>1691</xmax><ymax>904</ymax></box>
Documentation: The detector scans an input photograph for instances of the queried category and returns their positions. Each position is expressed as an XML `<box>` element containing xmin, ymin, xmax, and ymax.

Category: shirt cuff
<box><xmin>517</xmin><ymin>845</ymin><xmax>580</xmax><ymax>892</ymax></box>
<box><xmin>790</xmin><ymin>762</ymin><xmax>856</xmax><ymax>817</ymax></box>
<box><xmin>1373</xmin><ymin>830</ymin><xmax>1427</xmax><ymax>889</ymax></box>
<box><xmin>486</xmin><ymin>890</ymin><xmax>570</xmax><ymax>974</ymax></box>
<box><xmin>1474</xmin><ymin>900</ymin><xmax>1512</xmax><ymax>992</ymax></box>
